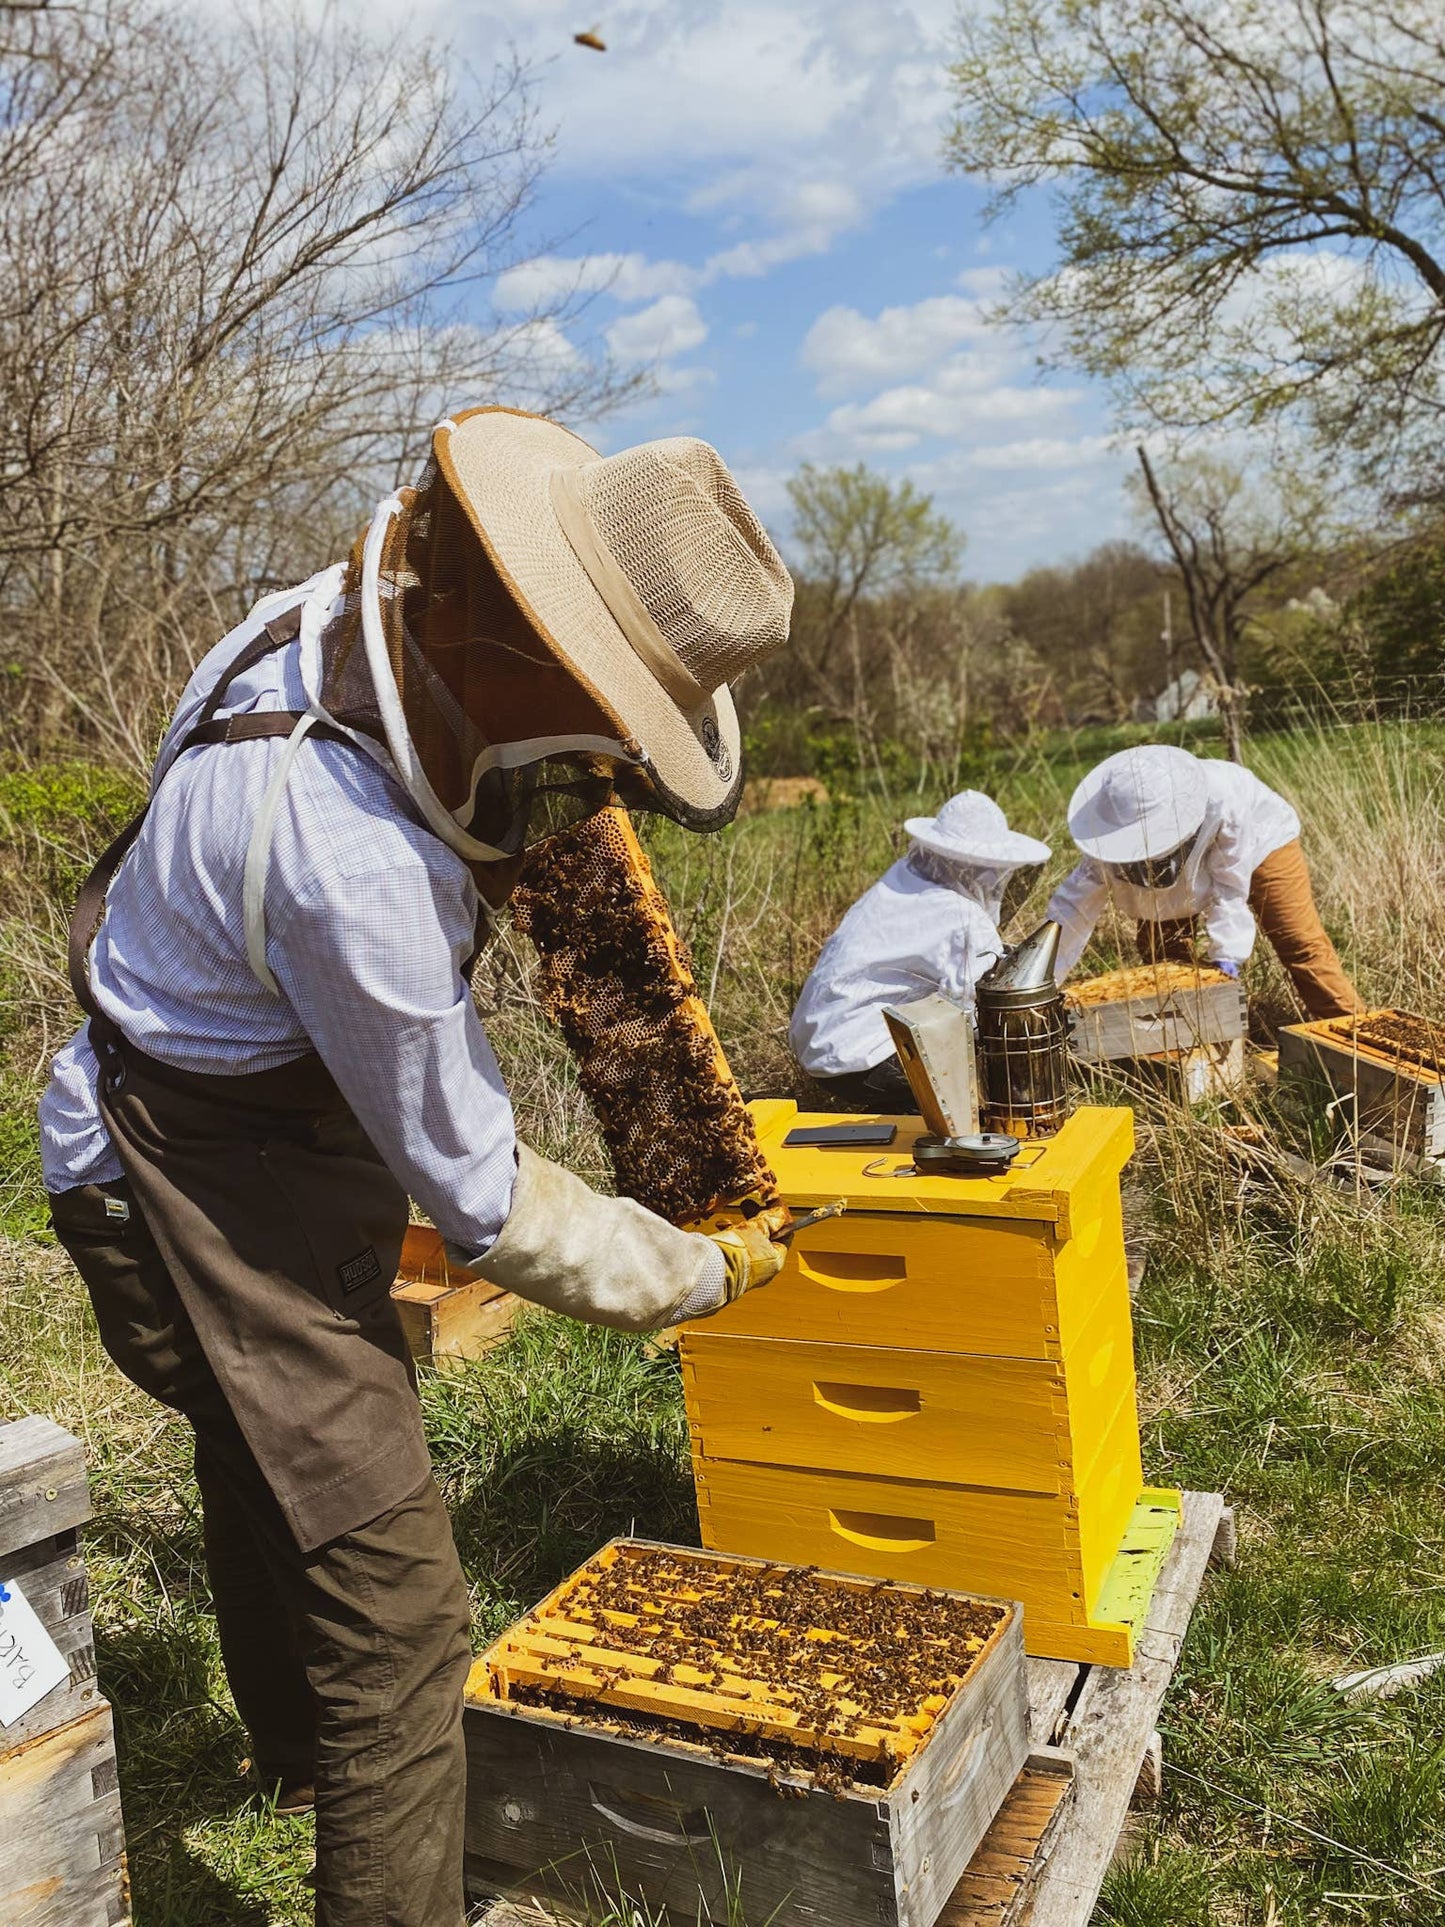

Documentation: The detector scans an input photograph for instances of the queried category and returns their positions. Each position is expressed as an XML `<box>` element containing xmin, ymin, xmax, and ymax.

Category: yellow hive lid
<box><xmin>747</xmin><ymin>1101</ymin><xmax>1133</xmax><ymax>1236</ymax></box>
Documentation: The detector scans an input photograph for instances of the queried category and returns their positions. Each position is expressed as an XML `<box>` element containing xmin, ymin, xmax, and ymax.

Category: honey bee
<box><xmin>574</xmin><ymin>26</ymin><xmax>606</xmax><ymax>51</ymax></box>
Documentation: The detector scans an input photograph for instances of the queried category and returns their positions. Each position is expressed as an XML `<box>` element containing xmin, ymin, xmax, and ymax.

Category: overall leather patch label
<box><xmin>338</xmin><ymin>1247</ymin><xmax>382</xmax><ymax>1295</ymax></box>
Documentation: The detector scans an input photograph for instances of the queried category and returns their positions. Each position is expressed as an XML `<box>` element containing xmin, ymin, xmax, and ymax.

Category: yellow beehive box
<box><xmin>679</xmin><ymin>1102</ymin><xmax>1179</xmax><ymax>1666</ymax></box>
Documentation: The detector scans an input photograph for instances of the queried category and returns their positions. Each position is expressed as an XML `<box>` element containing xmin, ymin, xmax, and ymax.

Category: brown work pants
<box><xmin>50</xmin><ymin>1174</ymin><xmax>472</xmax><ymax>1927</ymax></box>
<box><xmin>1137</xmin><ymin>838</ymin><xmax>1363</xmax><ymax>1020</ymax></box>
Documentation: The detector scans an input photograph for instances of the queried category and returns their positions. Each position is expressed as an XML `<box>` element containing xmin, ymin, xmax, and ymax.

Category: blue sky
<box><xmin>462</xmin><ymin>0</ymin><xmax>1132</xmax><ymax>581</ymax></box>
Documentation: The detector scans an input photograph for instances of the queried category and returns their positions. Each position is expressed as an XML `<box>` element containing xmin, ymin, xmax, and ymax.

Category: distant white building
<box><xmin>1153</xmin><ymin>668</ymin><xmax>1220</xmax><ymax>723</ymax></box>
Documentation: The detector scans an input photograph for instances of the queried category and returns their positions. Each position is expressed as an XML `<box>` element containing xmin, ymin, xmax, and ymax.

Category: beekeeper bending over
<box><xmin>39</xmin><ymin>411</ymin><xmax>794</xmax><ymax>1927</ymax></box>
<box><xmin>790</xmin><ymin>791</ymin><xmax>1050</xmax><ymax>1110</ymax></box>
<box><xmin>1047</xmin><ymin>745</ymin><xmax>1361</xmax><ymax>1019</ymax></box>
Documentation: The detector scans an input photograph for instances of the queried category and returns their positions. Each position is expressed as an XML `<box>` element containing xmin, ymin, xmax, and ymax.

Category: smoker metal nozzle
<box><xmin>976</xmin><ymin>919</ymin><xmax>1063</xmax><ymax>1008</ymax></box>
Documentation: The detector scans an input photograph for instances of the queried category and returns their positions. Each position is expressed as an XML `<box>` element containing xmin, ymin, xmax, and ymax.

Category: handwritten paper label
<box><xmin>0</xmin><ymin>1576</ymin><xmax>70</xmax><ymax>1726</ymax></box>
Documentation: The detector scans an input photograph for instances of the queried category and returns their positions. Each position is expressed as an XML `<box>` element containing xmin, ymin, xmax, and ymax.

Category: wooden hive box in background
<box><xmin>0</xmin><ymin>1416</ymin><xmax>129</xmax><ymax>1927</ymax></box>
<box><xmin>1066</xmin><ymin>964</ymin><xmax>1247</xmax><ymax>1065</ymax></box>
<box><xmin>1279</xmin><ymin>1009</ymin><xmax>1445</xmax><ymax>1165</ymax></box>
<box><xmin>681</xmin><ymin>1103</ymin><xmax>1180</xmax><ymax>1667</ymax></box>
<box><xmin>464</xmin><ymin>1539</ymin><xmax>1030</xmax><ymax>1927</ymax></box>
<box><xmin>391</xmin><ymin>1226</ymin><xmax>522</xmax><ymax>1369</ymax></box>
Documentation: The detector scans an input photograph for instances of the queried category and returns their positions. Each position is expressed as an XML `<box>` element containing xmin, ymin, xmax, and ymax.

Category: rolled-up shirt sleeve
<box><xmin>1047</xmin><ymin>861</ymin><xmax>1110</xmax><ymax>978</ymax></box>
<box><xmin>266</xmin><ymin>858</ymin><xmax>517</xmax><ymax>1261</ymax></box>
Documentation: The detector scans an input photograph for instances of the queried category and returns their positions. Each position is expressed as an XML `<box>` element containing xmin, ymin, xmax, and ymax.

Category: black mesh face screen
<box><xmin>509</xmin><ymin>805</ymin><xmax>779</xmax><ymax>1225</ymax></box>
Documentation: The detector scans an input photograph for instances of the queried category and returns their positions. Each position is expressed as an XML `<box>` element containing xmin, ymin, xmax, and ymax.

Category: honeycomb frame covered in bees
<box><xmin>463</xmin><ymin>1538</ymin><xmax>1031</xmax><ymax>1927</ymax></box>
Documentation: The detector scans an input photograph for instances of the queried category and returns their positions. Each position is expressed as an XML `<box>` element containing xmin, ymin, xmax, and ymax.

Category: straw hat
<box><xmin>904</xmin><ymin>791</ymin><xmax>1050</xmax><ymax>866</ymax></box>
<box><xmin>1067</xmin><ymin>746</ymin><xmax>1210</xmax><ymax>864</ymax></box>
<box><xmin>435</xmin><ymin>407</ymin><xmax>793</xmax><ymax>823</ymax></box>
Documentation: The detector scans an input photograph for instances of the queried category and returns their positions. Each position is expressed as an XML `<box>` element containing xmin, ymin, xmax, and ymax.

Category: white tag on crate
<box><xmin>0</xmin><ymin>1575</ymin><xmax>71</xmax><ymax>1726</ymax></box>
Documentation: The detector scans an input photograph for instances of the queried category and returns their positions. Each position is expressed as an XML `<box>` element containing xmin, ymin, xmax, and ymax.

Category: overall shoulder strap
<box><xmin>66</xmin><ymin>604</ymin><xmax>318</xmax><ymax>1028</ymax></box>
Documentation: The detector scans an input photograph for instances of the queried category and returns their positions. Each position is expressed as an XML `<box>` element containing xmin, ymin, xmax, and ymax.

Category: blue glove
<box><xmin>1214</xmin><ymin>959</ymin><xmax>1242</xmax><ymax>979</ymax></box>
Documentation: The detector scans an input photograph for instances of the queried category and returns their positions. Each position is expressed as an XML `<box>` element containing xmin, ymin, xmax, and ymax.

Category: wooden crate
<box><xmin>465</xmin><ymin>1539</ymin><xmax>1030</xmax><ymax>1927</ymax></box>
<box><xmin>1066</xmin><ymin>964</ymin><xmax>1246</xmax><ymax>1065</ymax></box>
<box><xmin>1279</xmin><ymin>1009</ymin><xmax>1445</xmax><ymax>1162</ymax></box>
<box><xmin>472</xmin><ymin>1496</ymin><xmax>1233</xmax><ymax>1927</ymax></box>
<box><xmin>391</xmin><ymin>1226</ymin><xmax>522</xmax><ymax>1369</ymax></box>
<box><xmin>681</xmin><ymin>1105</ymin><xmax>1178</xmax><ymax>1666</ymax></box>
<box><xmin>0</xmin><ymin>1418</ymin><xmax>102</xmax><ymax>1751</ymax></box>
<box><xmin>0</xmin><ymin>1704</ymin><xmax>129</xmax><ymax>1927</ymax></box>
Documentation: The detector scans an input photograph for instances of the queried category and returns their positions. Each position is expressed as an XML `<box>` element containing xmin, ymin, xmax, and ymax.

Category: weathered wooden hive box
<box><xmin>464</xmin><ymin>1539</ymin><xmax>1029</xmax><ymax>1927</ymax></box>
<box><xmin>1</xmin><ymin>1416</ymin><xmax>129</xmax><ymax>1927</ymax></box>
<box><xmin>1279</xmin><ymin>1008</ymin><xmax>1445</xmax><ymax>1163</ymax></box>
<box><xmin>681</xmin><ymin>1101</ymin><xmax>1180</xmax><ymax>1667</ymax></box>
<box><xmin>1066</xmin><ymin>963</ymin><xmax>1246</xmax><ymax>1064</ymax></box>
<box><xmin>390</xmin><ymin>1225</ymin><xmax>521</xmax><ymax>1369</ymax></box>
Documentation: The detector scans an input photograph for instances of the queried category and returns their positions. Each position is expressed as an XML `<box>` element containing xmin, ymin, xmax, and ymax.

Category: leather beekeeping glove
<box><xmin>702</xmin><ymin>1217</ymin><xmax>789</xmax><ymax>1304</ymax></box>
<box><xmin>462</xmin><ymin>1144</ymin><xmax>729</xmax><ymax>1331</ymax></box>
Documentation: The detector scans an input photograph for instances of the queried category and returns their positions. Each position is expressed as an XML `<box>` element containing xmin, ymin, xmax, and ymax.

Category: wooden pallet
<box><xmin>391</xmin><ymin>1226</ymin><xmax>522</xmax><ymax>1369</ymax></box>
<box><xmin>472</xmin><ymin>1492</ymin><xmax>1228</xmax><ymax>1927</ymax></box>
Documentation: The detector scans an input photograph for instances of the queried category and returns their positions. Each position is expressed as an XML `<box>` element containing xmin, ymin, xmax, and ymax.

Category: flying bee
<box><xmin>574</xmin><ymin>26</ymin><xmax>606</xmax><ymax>51</ymax></box>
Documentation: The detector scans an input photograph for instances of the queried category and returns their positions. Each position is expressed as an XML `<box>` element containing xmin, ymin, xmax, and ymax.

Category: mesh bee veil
<box><xmin>318</xmin><ymin>464</ymin><xmax>642</xmax><ymax>863</ymax></box>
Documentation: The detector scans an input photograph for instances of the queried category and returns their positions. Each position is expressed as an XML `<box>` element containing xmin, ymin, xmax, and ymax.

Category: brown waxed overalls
<box><xmin>51</xmin><ymin>618</ymin><xmax>473</xmax><ymax>1927</ymax></box>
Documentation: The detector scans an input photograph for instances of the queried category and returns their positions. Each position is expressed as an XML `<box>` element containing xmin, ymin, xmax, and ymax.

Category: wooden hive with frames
<box><xmin>463</xmin><ymin>1539</ymin><xmax>1029</xmax><ymax>1927</ymax></box>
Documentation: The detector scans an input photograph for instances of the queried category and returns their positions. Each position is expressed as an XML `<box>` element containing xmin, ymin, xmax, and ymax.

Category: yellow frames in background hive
<box><xmin>679</xmin><ymin>1102</ymin><xmax>1180</xmax><ymax>1666</ymax></box>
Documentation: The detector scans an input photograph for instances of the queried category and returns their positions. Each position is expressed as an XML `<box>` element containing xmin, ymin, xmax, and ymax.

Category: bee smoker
<box><xmin>974</xmin><ymin>919</ymin><xmax>1073</xmax><ymax>1138</ymax></box>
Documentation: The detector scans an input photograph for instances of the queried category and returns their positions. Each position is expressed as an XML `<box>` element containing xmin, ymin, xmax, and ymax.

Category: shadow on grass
<box><xmin>448</xmin><ymin>1425</ymin><xmax>699</xmax><ymax>1636</ymax></box>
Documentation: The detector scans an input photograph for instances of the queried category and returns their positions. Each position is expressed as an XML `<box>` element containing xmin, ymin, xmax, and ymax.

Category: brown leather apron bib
<box><xmin>67</xmin><ymin>616</ymin><xmax>431</xmax><ymax>1549</ymax></box>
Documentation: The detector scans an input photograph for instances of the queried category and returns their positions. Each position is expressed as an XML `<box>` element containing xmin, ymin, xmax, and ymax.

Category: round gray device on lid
<box><xmin>913</xmin><ymin>1132</ymin><xmax>1022</xmax><ymax>1174</ymax></box>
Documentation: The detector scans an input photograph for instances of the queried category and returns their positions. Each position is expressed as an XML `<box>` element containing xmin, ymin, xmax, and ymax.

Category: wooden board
<box><xmin>465</xmin><ymin>1546</ymin><xmax>1031</xmax><ymax>1927</ymax></box>
<box><xmin>1067</xmin><ymin>976</ymin><xmax>1246</xmax><ymax>1065</ymax></box>
<box><xmin>0</xmin><ymin>1704</ymin><xmax>129</xmax><ymax>1927</ymax></box>
<box><xmin>1012</xmin><ymin>1490</ymin><xmax>1224</xmax><ymax>1926</ymax></box>
<box><xmin>0</xmin><ymin>1527</ymin><xmax>101</xmax><ymax>1755</ymax></box>
<box><xmin>0</xmin><ymin>1418</ymin><xmax>90</xmax><ymax>1565</ymax></box>
<box><xmin>391</xmin><ymin>1226</ymin><xmax>521</xmax><ymax>1368</ymax></box>
<box><xmin>940</xmin><ymin>1753</ymin><xmax>1076</xmax><ymax>1925</ymax></box>
<box><xmin>1279</xmin><ymin>1014</ymin><xmax>1445</xmax><ymax>1160</ymax></box>
<box><xmin>1146</xmin><ymin>1038</ymin><xmax>1247</xmax><ymax>1102</ymax></box>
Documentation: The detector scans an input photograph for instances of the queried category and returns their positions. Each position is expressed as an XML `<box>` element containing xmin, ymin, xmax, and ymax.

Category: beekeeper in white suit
<box><xmin>1047</xmin><ymin>744</ymin><xmax>1361</xmax><ymax>1018</ymax></box>
<box><xmin>790</xmin><ymin>791</ymin><xmax>1050</xmax><ymax>1110</ymax></box>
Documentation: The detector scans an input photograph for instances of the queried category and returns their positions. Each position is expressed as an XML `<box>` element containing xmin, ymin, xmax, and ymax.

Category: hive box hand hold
<box><xmin>680</xmin><ymin>1101</ymin><xmax>1181</xmax><ymax>1668</ymax></box>
<box><xmin>464</xmin><ymin>1539</ymin><xmax>1030</xmax><ymax>1927</ymax></box>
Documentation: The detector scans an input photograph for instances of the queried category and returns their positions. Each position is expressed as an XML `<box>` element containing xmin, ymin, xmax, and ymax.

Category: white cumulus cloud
<box><xmin>605</xmin><ymin>294</ymin><xmax>710</xmax><ymax>363</ymax></box>
<box><xmin>802</xmin><ymin>296</ymin><xmax>997</xmax><ymax>396</ymax></box>
<box><xmin>493</xmin><ymin>252</ymin><xmax>700</xmax><ymax>312</ymax></box>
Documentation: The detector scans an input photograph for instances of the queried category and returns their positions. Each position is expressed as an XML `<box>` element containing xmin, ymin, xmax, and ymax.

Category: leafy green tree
<box><xmin>783</xmin><ymin>463</ymin><xmax>964</xmax><ymax>736</ymax></box>
<box><xmin>1346</xmin><ymin>526</ymin><xmax>1445</xmax><ymax>685</ymax></box>
<box><xmin>944</xmin><ymin>0</ymin><xmax>1445</xmax><ymax>493</ymax></box>
<box><xmin>1134</xmin><ymin>449</ymin><xmax>1334</xmax><ymax>757</ymax></box>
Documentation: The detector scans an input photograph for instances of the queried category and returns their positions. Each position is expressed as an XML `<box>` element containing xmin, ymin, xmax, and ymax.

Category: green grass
<box><xmin>7</xmin><ymin>726</ymin><xmax>1445</xmax><ymax>1922</ymax></box>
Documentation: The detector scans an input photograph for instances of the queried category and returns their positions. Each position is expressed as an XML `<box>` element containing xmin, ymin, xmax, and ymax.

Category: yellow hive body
<box><xmin>680</xmin><ymin>1102</ymin><xmax>1180</xmax><ymax>1666</ymax></box>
